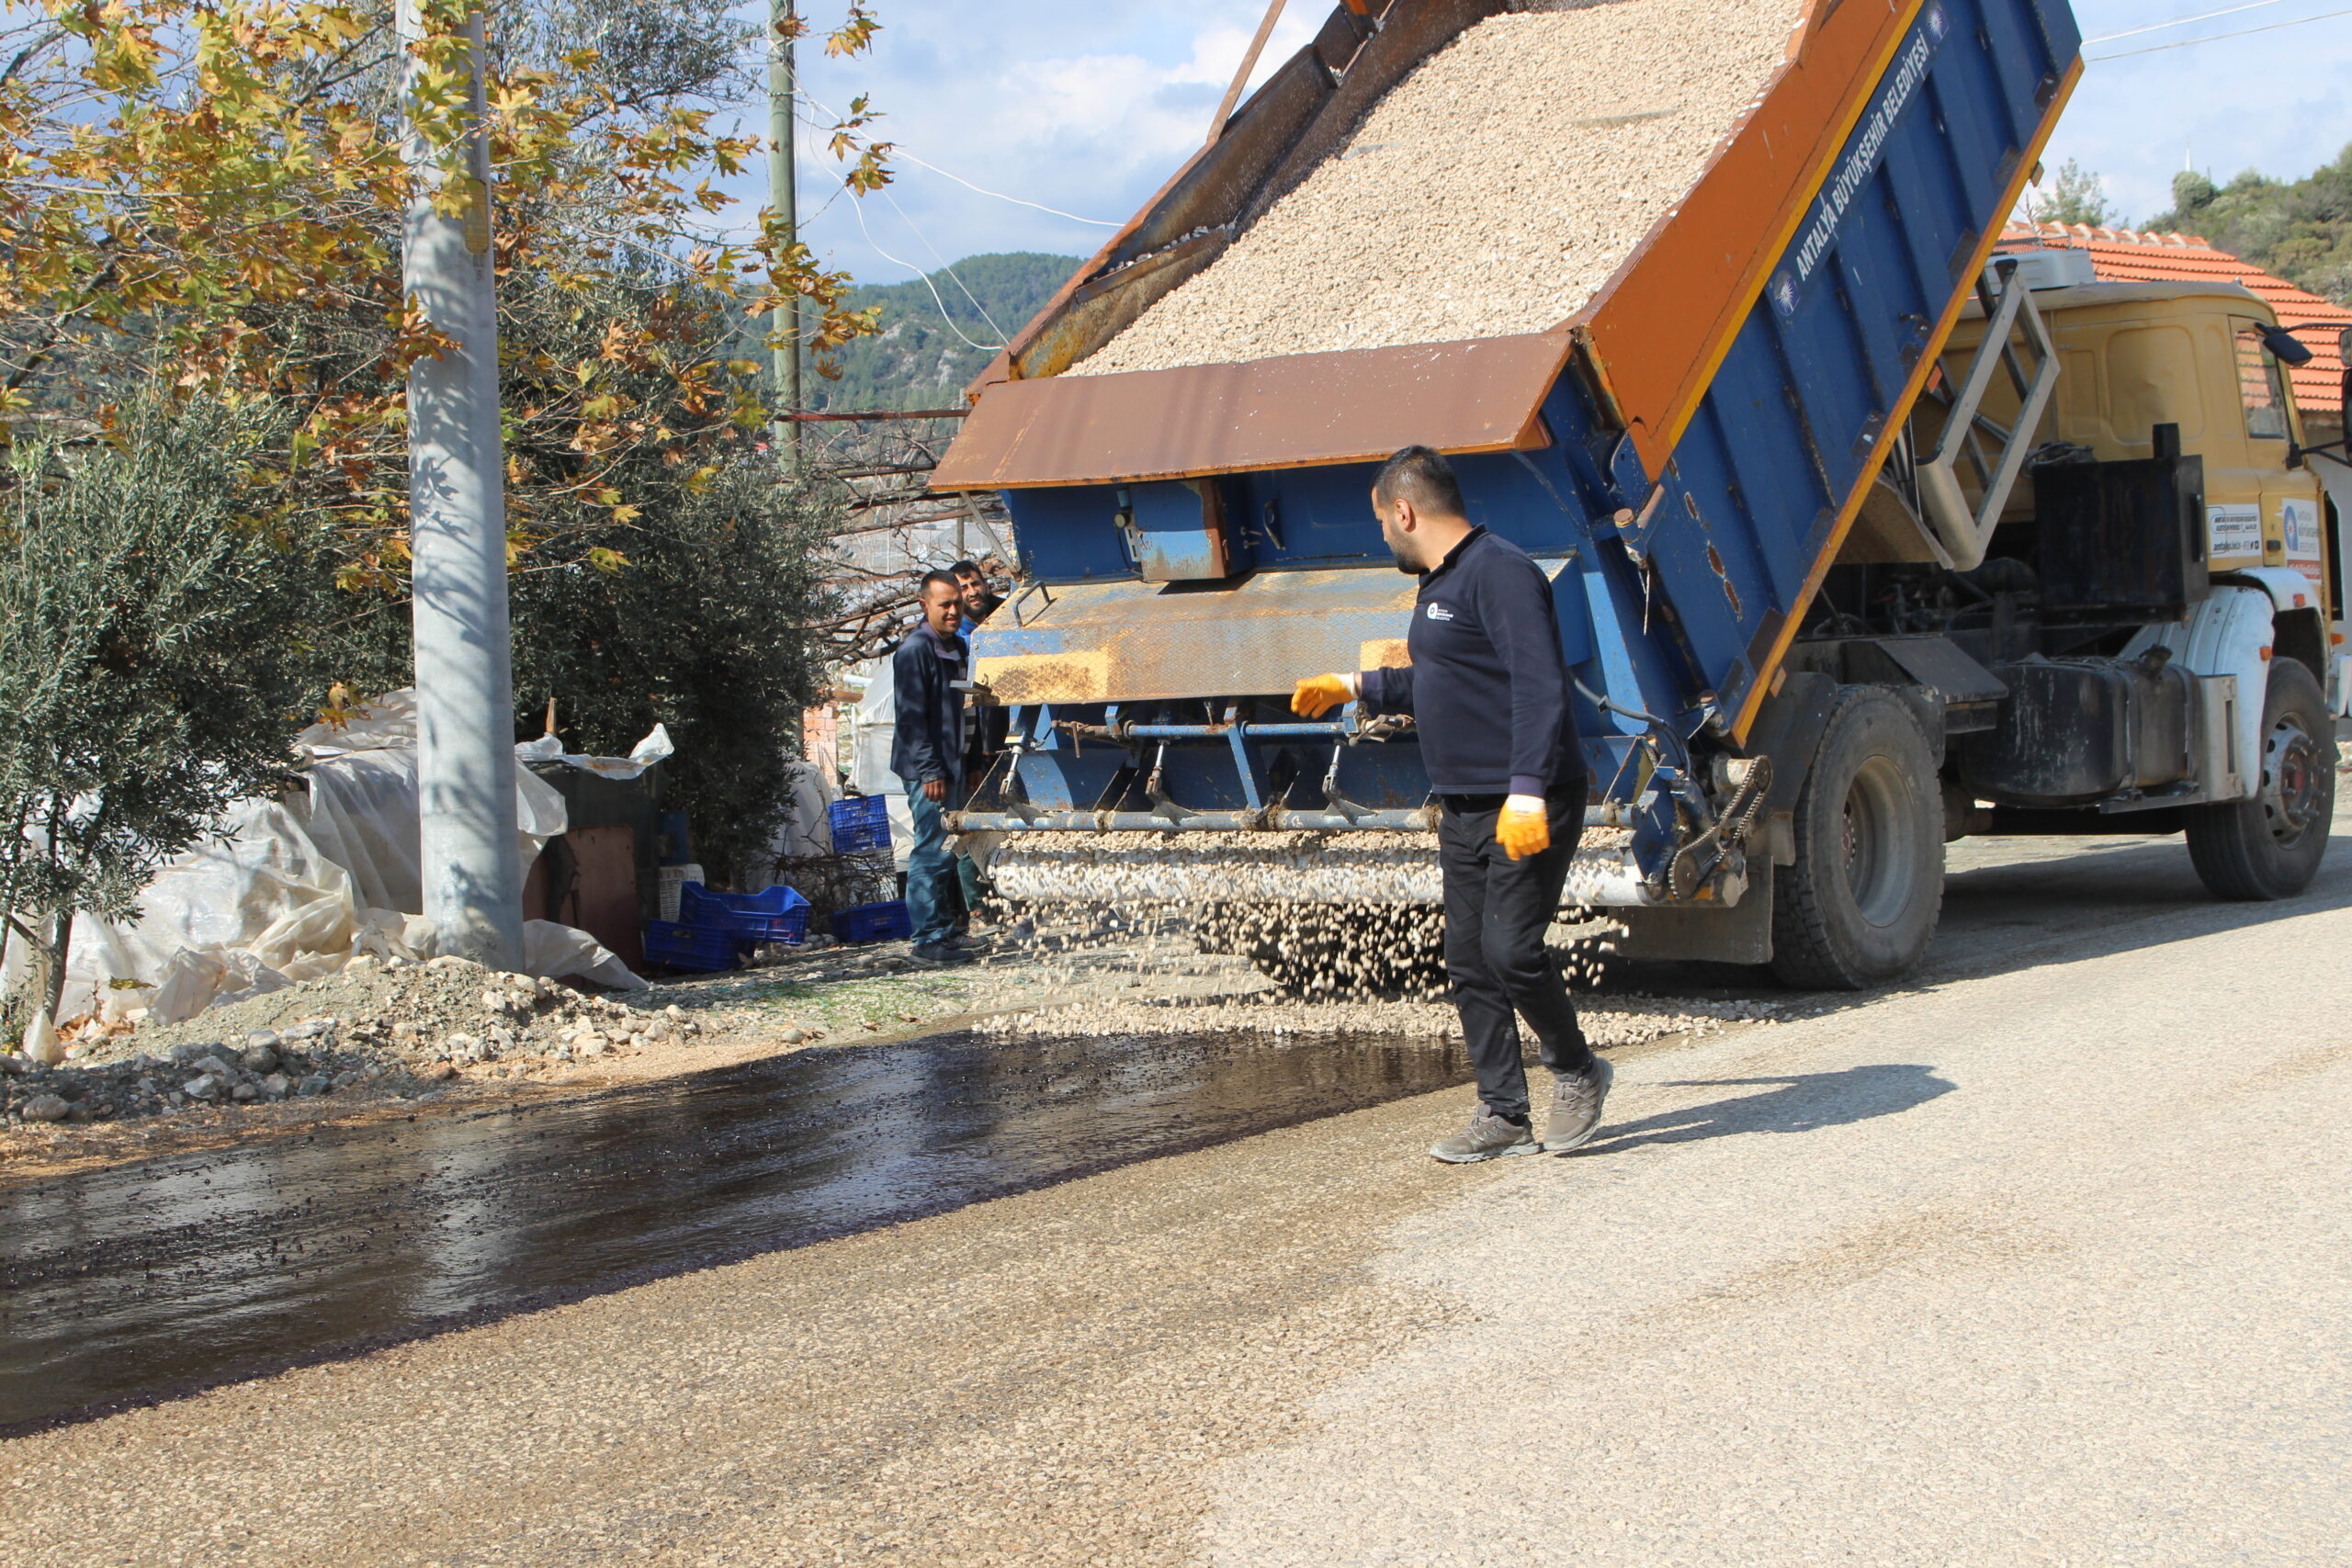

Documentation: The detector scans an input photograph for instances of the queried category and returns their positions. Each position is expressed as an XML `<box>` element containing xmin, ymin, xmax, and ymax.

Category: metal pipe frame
<box><xmin>1050</xmin><ymin>718</ymin><xmax>1356</xmax><ymax>743</ymax></box>
<box><xmin>953</xmin><ymin>807</ymin><xmax>1439</xmax><ymax>833</ymax></box>
<box><xmin>951</xmin><ymin>805</ymin><xmax>1631</xmax><ymax>834</ymax></box>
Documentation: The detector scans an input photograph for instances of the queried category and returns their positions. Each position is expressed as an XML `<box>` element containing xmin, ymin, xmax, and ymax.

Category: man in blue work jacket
<box><xmin>1295</xmin><ymin>446</ymin><xmax>1611</xmax><ymax>1161</ymax></box>
<box><xmin>892</xmin><ymin>570</ymin><xmax>975</xmax><ymax>967</ymax></box>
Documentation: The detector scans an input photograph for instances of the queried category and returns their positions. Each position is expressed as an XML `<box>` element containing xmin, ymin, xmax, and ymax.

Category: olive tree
<box><xmin>0</xmin><ymin>391</ymin><xmax>359</xmax><ymax>1030</ymax></box>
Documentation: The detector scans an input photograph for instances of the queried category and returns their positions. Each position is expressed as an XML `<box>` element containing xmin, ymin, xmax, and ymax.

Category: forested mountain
<box><xmin>2145</xmin><ymin>143</ymin><xmax>2352</xmax><ymax>305</ymax></box>
<box><xmin>801</xmin><ymin>252</ymin><xmax>1080</xmax><ymax>412</ymax></box>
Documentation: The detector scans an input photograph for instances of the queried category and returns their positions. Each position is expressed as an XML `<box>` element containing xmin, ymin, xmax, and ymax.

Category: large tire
<box><xmin>2186</xmin><ymin>658</ymin><xmax>2334</xmax><ymax>900</ymax></box>
<box><xmin>1770</xmin><ymin>686</ymin><xmax>1946</xmax><ymax>989</ymax></box>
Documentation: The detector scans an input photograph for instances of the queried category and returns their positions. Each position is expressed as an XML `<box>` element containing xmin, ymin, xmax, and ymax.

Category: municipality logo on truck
<box><xmin>1770</xmin><ymin>3</ymin><xmax>1951</xmax><ymax>321</ymax></box>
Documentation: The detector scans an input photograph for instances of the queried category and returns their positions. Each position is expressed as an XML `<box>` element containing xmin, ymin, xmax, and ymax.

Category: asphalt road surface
<box><xmin>9</xmin><ymin>827</ymin><xmax>2349</xmax><ymax>1566</ymax></box>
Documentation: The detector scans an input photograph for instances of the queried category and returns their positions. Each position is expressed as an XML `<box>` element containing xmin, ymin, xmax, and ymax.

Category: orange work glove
<box><xmin>1497</xmin><ymin>795</ymin><xmax>1551</xmax><ymax>861</ymax></box>
<box><xmin>1291</xmin><ymin>671</ymin><xmax>1357</xmax><ymax>718</ymax></box>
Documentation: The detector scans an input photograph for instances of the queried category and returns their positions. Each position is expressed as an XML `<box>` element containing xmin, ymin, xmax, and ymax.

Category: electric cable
<box><xmin>2088</xmin><ymin>5</ymin><xmax>2352</xmax><ymax>58</ymax></box>
<box><xmin>889</xmin><ymin>147</ymin><xmax>1121</xmax><ymax>227</ymax></box>
<box><xmin>846</xmin><ymin>195</ymin><xmax>1005</xmax><ymax>352</ymax></box>
<box><xmin>2083</xmin><ymin>0</ymin><xmax>2289</xmax><ymax>44</ymax></box>
<box><xmin>881</xmin><ymin>186</ymin><xmax>1009</xmax><ymax>341</ymax></box>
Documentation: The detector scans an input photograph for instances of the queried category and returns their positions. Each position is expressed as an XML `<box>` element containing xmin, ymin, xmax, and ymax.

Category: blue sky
<box><xmin>2055</xmin><ymin>1</ymin><xmax>2352</xmax><ymax>222</ymax></box>
<box><xmin>759</xmin><ymin>2</ymin><xmax>2352</xmax><ymax>297</ymax></box>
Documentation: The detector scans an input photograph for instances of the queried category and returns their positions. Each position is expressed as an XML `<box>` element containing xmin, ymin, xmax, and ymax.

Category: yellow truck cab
<box><xmin>2031</xmin><ymin>279</ymin><xmax>2330</xmax><ymax>610</ymax></box>
<box><xmin>1794</xmin><ymin>249</ymin><xmax>2337</xmax><ymax>908</ymax></box>
<box><xmin>1942</xmin><ymin>268</ymin><xmax>2332</xmax><ymax>622</ymax></box>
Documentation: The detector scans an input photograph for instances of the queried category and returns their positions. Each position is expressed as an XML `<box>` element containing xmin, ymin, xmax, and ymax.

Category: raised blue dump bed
<box><xmin>828</xmin><ymin>795</ymin><xmax>892</xmax><ymax>854</ymax></box>
<box><xmin>943</xmin><ymin>0</ymin><xmax>2083</xmax><ymax>878</ymax></box>
<box><xmin>833</xmin><ymin>900</ymin><xmax>913</xmax><ymax>944</ymax></box>
<box><xmin>680</xmin><ymin>881</ymin><xmax>811</xmax><ymax>945</ymax></box>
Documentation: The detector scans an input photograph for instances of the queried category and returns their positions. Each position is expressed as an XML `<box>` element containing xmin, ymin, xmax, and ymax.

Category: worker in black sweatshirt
<box><xmin>1294</xmin><ymin>445</ymin><xmax>1612</xmax><ymax>1162</ymax></box>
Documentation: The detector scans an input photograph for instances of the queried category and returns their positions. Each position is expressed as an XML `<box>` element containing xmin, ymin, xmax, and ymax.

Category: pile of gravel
<box><xmin>3</xmin><ymin>954</ymin><xmax>728</xmax><ymax>1132</ymax></box>
<box><xmin>988</xmin><ymin>829</ymin><xmax>1631</xmax><ymax>999</ymax></box>
<box><xmin>1</xmin><ymin>1023</ymin><xmax>358</xmax><ymax>1128</ymax></box>
<box><xmin>990</xmin><ymin>830</ymin><xmax>1443</xmax><ymax>906</ymax></box>
<box><xmin>1073</xmin><ymin>0</ymin><xmax>1802</xmax><ymax>376</ymax></box>
<box><xmin>977</xmin><ymin>990</ymin><xmax>1781</xmax><ymax>1045</ymax></box>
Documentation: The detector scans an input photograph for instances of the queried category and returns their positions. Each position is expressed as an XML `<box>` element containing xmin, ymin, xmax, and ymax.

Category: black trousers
<box><xmin>1438</xmin><ymin>783</ymin><xmax>1595</xmax><ymax>1122</ymax></box>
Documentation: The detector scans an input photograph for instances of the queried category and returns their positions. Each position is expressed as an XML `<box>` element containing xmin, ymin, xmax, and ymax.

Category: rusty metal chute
<box><xmin>933</xmin><ymin>333</ymin><xmax>1568</xmax><ymax>491</ymax></box>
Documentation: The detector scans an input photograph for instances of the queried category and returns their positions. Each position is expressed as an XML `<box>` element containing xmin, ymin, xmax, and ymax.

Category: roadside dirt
<box><xmin>0</xmin><ymin>908</ymin><xmax>1781</xmax><ymax>1184</ymax></box>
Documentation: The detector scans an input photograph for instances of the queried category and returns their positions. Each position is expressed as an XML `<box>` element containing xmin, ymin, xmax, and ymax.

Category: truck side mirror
<box><xmin>2262</xmin><ymin>321</ymin><xmax>2314</xmax><ymax>366</ymax></box>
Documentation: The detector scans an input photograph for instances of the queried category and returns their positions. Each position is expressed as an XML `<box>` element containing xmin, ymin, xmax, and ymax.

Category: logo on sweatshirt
<box><xmin>1424</xmin><ymin>603</ymin><xmax>1455</xmax><ymax>622</ymax></box>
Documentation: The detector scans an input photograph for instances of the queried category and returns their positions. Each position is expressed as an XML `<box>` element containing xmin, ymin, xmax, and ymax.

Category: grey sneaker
<box><xmin>1429</xmin><ymin>1106</ymin><xmax>1541</xmax><ymax>1164</ymax></box>
<box><xmin>1544</xmin><ymin>1056</ymin><xmax>1615</xmax><ymax>1153</ymax></box>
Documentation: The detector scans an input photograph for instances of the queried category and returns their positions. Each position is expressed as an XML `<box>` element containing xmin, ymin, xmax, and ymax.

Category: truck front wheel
<box><xmin>2185</xmin><ymin>658</ymin><xmax>2334</xmax><ymax>900</ymax></box>
<box><xmin>1770</xmin><ymin>687</ymin><xmax>1945</xmax><ymax>989</ymax></box>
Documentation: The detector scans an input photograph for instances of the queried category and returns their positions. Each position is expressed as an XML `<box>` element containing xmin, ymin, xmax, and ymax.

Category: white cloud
<box><xmin>765</xmin><ymin>0</ymin><xmax>1321</xmax><ymax>292</ymax></box>
<box><xmin>736</xmin><ymin>1</ymin><xmax>2352</xmax><ymax>298</ymax></box>
<box><xmin>2041</xmin><ymin>2</ymin><xmax>2352</xmax><ymax>227</ymax></box>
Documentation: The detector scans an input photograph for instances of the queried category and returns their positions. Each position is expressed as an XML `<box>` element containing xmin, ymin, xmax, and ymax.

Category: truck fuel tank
<box><xmin>1956</xmin><ymin>653</ymin><xmax>2195</xmax><ymax>805</ymax></box>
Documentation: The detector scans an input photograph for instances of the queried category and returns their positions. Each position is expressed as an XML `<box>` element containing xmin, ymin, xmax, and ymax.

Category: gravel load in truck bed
<box><xmin>1072</xmin><ymin>0</ymin><xmax>1804</xmax><ymax>377</ymax></box>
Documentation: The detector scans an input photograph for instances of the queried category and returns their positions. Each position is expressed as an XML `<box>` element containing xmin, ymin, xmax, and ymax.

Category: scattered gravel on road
<box><xmin>1</xmin><ymin>889</ymin><xmax>1781</xmax><ymax>1173</ymax></box>
<box><xmin>1073</xmin><ymin>0</ymin><xmax>1803</xmax><ymax>375</ymax></box>
<box><xmin>978</xmin><ymin>990</ymin><xmax>1781</xmax><ymax>1045</ymax></box>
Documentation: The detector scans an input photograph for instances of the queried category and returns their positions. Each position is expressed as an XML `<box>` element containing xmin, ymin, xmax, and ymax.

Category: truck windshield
<box><xmin>2234</xmin><ymin>324</ymin><xmax>2291</xmax><ymax>441</ymax></box>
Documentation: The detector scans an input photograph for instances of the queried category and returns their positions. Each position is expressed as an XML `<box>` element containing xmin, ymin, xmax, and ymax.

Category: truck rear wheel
<box><xmin>1770</xmin><ymin>687</ymin><xmax>1945</xmax><ymax>989</ymax></box>
<box><xmin>2186</xmin><ymin>658</ymin><xmax>2334</xmax><ymax>900</ymax></box>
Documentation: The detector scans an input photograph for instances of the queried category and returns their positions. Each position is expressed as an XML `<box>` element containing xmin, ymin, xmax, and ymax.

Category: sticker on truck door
<box><xmin>2282</xmin><ymin>497</ymin><xmax>2324</xmax><ymax>590</ymax></box>
<box><xmin>2208</xmin><ymin>502</ymin><xmax>2262</xmax><ymax>560</ymax></box>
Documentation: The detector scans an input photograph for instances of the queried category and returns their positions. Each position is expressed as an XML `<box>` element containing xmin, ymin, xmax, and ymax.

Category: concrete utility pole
<box><xmin>768</xmin><ymin>0</ymin><xmax>801</xmax><ymax>469</ymax></box>
<box><xmin>399</xmin><ymin>0</ymin><xmax>526</xmax><ymax>970</ymax></box>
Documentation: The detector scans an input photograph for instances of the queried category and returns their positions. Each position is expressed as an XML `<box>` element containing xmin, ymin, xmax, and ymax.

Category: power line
<box><xmin>847</xmin><ymin>196</ymin><xmax>1006</xmax><ymax>352</ymax></box>
<box><xmin>2088</xmin><ymin>5</ymin><xmax>2352</xmax><ymax>57</ymax></box>
<box><xmin>891</xmin><ymin>149</ymin><xmax>1122</xmax><ymax>228</ymax></box>
<box><xmin>881</xmin><ymin>186</ymin><xmax>1010</xmax><ymax>342</ymax></box>
<box><xmin>2084</xmin><ymin>0</ymin><xmax>2290</xmax><ymax>44</ymax></box>
<box><xmin>793</xmin><ymin>88</ymin><xmax>1120</xmax><ymax>230</ymax></box>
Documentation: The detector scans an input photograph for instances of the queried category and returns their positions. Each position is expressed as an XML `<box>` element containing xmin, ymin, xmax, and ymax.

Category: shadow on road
<box><xmin>1596</xmin><ymin>826</ymin><xmax>2352</xmax><ymax>1018</ymax></box>
<box><xmin>1568</xmin><ymin>1064</ymin><xmax>1955</xmax><ymax>1156</ymax></box>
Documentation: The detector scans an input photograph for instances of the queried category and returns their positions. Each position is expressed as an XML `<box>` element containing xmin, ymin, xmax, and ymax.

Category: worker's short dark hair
<box><xmin>1373</xmin><ymin>445</ymin><xmax>1466</xmax><ymax>519</ymax></box>
<box><xmin>950</xmin><ymin>558</ymin><xmax>984</xmax><ymax>580</ymax></box>
<box><xmin>920</xmin><ymin>569</ymin><xmax>963</xmax><ymax>598</ymax></box>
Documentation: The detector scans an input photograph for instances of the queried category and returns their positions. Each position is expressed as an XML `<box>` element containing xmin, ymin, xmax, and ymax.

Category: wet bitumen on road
<box><xmin>0</xmin><ymin>1027</ymin><xmax>1467</xmax><ymax>1433</ymax></box>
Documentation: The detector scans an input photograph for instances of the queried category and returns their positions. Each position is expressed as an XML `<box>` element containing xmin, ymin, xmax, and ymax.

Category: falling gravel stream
<box><xmin>0</xmin><ymin>1028</ymin><xmax>1465</xmax><ymax>1430</ymax></box>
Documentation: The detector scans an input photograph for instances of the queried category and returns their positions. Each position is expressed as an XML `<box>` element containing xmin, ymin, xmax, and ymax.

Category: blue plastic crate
<box><xmin>832</xmin><ymin>899</ymin><xmax>912</xmax><ymax>944</ymax></box>
<box><xmin>679</xmin><ymin>881</ymin><xmax>810</xmax><ymax>944</ymax></box>
<box><xmin>643</xmin><ymin>919</ymin><xmax>752</xmax><ymax>973</ymax></box>
<box><xmin>828</xmin><ymin>795</ymin><xmax>892</xmax><ymax>853</ymax></box>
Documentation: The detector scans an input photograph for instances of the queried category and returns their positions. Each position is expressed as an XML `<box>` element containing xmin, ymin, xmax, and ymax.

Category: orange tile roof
<box><xmin>1998</xmin><ymin>221</ymin><xmax>2349</xmax><ymax>414</ymax></box>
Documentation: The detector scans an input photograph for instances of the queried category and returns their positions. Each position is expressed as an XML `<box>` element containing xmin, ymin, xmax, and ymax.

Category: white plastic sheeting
<box><xmin>31</xmin><ymin>689</ymin><xmax>657</xmax><ymax>1024</ymax></box>
<box><xmin>293</xmin><ymin>690</ymin><xmax>568</xmax><ymax>913</ymax></box>
<box><xmin>773</xmin><ymin>761</ymin><xmax>839</xmax><ymax>861</ymax></box>
<box><xmin>846</xmin><ymin>659</ymin><xmax>913</xmax><ymax>869</ymax></box>
<box><xmin>847</xmin><ymin>656</ymin><xmax>899</xmax><ymax>797</ymax></box>
<box><xmin>514</xmin><ymin>723</ymin><xmax>673</xmax><ymax>781</ymax></box>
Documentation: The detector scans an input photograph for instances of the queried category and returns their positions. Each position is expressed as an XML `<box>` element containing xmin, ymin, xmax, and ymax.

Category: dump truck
<box><xmin>929</xmin><ymin>0</ymin><xmax>2339</xmax><ymax>988</ymax></box>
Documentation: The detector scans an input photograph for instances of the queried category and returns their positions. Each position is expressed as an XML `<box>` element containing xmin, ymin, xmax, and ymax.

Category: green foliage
<box><xmin>483</xmin><ymin>267</ymin><xmax>840</xmax><ymax>884</ymax></box>
<box><xmin>795</xmin><ymin>253</ymin><xmax>1080</xmax><ymax>412</ymax></box>
<box><xmin>0</xmin><ymin>390</ymin><xmax>360</xmax><ymax>1001</ymax></box>
<box><xmin>2145</xmin><ymin>143</ymin><xmax>2352</xmax><ymax>306</ymax></box>
<box><xmin>2033</xmin><ymin>158</ymin><xmax>2113</xmax><ymax>227</ymax></box>
<box><xmin>0</xmin><ymin>0</ymin><xmax>881</xmax><ymax>949</ymax></box>
<box><xmin>508</xmin><ymin>457</ymin><xmax>836</xmax><ymax>889</ymax></box>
